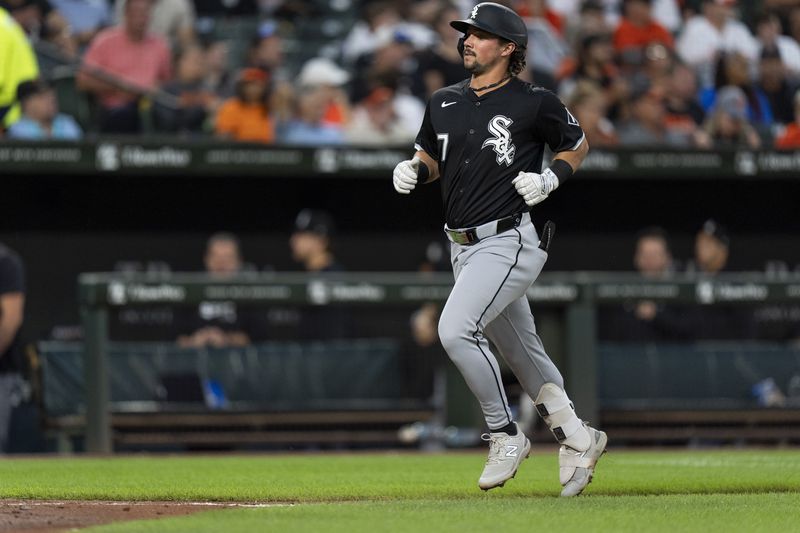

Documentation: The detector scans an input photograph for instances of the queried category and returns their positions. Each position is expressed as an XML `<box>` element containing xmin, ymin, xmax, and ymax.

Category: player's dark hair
<box><xmin>508</xmin><ymin>46</ymin><xmax>526</xmax><ymax>76</ymax></box>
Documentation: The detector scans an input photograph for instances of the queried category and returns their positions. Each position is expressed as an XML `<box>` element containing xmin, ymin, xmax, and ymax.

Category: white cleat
<box><xmin>478</xmin><ymin>423</ymin><xmax>531</xmax><ymax>491</ymax></box>
<box><xmin>559</xmin><ymin>424</ymin><xmax>607</xmax><ymax>497</ymax></box>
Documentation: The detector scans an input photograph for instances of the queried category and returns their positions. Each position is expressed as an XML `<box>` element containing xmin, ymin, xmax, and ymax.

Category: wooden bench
<box><xmin>43</xmin><ymin>408</ymin><xmax>438</xmax><ymax>452</ymax></box>
<box><xmin>599</xmin><ymin>408</ymin><xmax>800</xmax><ymax>444</ymax></box>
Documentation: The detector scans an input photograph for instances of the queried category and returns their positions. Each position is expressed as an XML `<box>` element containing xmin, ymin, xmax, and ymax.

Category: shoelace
<box><xmin>481</xmin><ymin>433</ymin><xmax>510</xmax><ymax>465</ymax></box>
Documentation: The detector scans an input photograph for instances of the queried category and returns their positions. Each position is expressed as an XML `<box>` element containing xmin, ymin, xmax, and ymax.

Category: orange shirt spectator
<box><xmin>613</xmin><ymin>0</ymin><xmax>674</xmax><ymax>54</ymax></box>
<box><xmin>775</xmin><ymin>123</ymin><xmax>800</xmax><ymax>147</ymax></box>
<box><xmin>614</xmin><ymin>18</ymin><xmax>674</xmax><ymax>52</ymax></box>
<box><xmin>215</xmin><ymin>68</ymin><xmax>274</xmax><ymax>143</ymax></box>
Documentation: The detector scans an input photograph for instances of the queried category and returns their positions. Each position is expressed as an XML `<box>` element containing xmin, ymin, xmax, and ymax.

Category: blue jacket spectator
<box><xmin>7</xmin><ymin>80</ymin><xmax>82</xmax><ymax>141</ymax></box>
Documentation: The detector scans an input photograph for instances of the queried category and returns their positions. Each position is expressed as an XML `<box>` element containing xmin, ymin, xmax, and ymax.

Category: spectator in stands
<box><xmin>77</xmin><ymin>0</ymin><xmax>172</xmax><ymax>134</ymax></box>
<box><xmin>758</xmin><ymin>46</ymin><xmax>797</xmax><ymax>126</ymax></box>
<box><xmin>560</xmin><ymin>33</ymin><xmax>626</xmax><ymax>122</ymax></box>
<box><xmin>245</xmin><ymin>19</ymin><xmax>294</xmax><ymax>124</ymax></box>
<box><xmin>153</xmin><ymin>44</ymin><xmax>218</xmax><ymax>135</ymax></box>
<box><xmin>701</xmin><ymin>52</ymin><xmax>774</xmax><ymax>129</ymax></box>
<box><xmin>0</xmin><ymin>5</ymin><xmax>39</xmax><ymax>130</ymax></box>
<box><xmin>702</xmin><ymin>85</ymin><xmax>762</xmax><ymax>148</ymax></box>
<box><xmin>639</xmin><ymin>42</ymin><xmax>675</xmax><ymax>89</ymax></box>
<box><xmin>6</xmin><ymin>79</ymin><xmax>81</xmax><ymax>140</ymax></box>
<box><xmin>567</xmin><ymin>81</ymin><xmax>619</xmax><ymax>147</ymax></box>
<box><xmin>202</xmin><ymin>39</ymin><xmax>233</xmax><ymax>98</ymax></box>
<box><xmin>598</xmin><ymin>227</ymin><xmax>693</xmax><ymax>342</ymax></box>
<box><xmin>345</xmin><ymin>86</ymin><xmax>416</xmax><ymax>145</ymax></box>
<box><xmin>756</xmin><ymin>12</ymin><xmax>800</xmax><ymax>79</ymax></box>
<box><xmin>296</xmin><ymin>57</ymin><xmax>352</xmax><ymax>129</ymax></box>
<box><xmin>351</xmin><ymin>27</ymin><xmax>417</xmax><ymax>104</ymax></box>
<box><xmin>618</xmin><ymin>77</ymin><xmax>693</xmax><ymax>146</ymax></box>
<box><xmin>775</xmin><ymin>90</ymin><xmax>800</xmax><ymax>148</ymax></box>
<box><xmin>613</xmin><ymin>0</ymin><xmax>674</xmax><ymax>67</ymax></box>
<box><xmin>246</xmin><ymin>20</ymin><xmax>284</xmax><ymax>78</ymax></box>
<box><xmin>341</xmin><ymin>1</ymin><xmax>401</xmax><ymax>64</ymax></box>
<box><xmin>563</xmin><ymin>1</ymin><xmax>612</xmax><ymax>47</ymax></box>
<box><xmin>49</xmin><ymin>0</ymin><xmax>110</xmax><ymax>48</ymax></box>
<box><xmin>676</xmin><ymin>0</ymin><xmax>759</xmax><ymax>90</ymax></box>
<box><xmin>176</xmin><ymin>232</ymin><xmax>261</xmax><ymax>348</ymax></box>
<box><xmin>114</xmin><ymin>0</ymin><xmax>195</xmax><ymax>50</ymax></box>
<box><xmin>279</xmin><ymin>85</ymin><xmax>344</xmax><ymax>146</ymax></box>
<box><xmin>395</xmin><ymin>0</ymin><xmax>439</xmax><ymax>52</ymax></box>
<box><xmin>0</xmin><ymin>242</ymin><xmax>25</xmax><ymax>453</ymax></box>
<box><xmin>289</xmin><ymin>209</ymin><xmax>352</xmax><ymax>339</ymax></box>
<box><xmin>519</xmin><ymin>0</ymin><xmax>570</xmax><ymax>90</ymax></box>
<box><xmin>414</xmin><ymin>3</ymin><xmax>466</xmax><ymax>99</ymax></box>
<box><xmin>665</xmin><ymin>63</ymin><xmax>707</xmax><ymax>131</ymax></box>
<box><xmin>4</xmin><ymin>0</ymin><xmax>77</xmax><ymax>64</ymax></box>
<box><xmin>214</xmin><ymin>67</ymin><xmax>274</xmax><ymax>144</ymax></box>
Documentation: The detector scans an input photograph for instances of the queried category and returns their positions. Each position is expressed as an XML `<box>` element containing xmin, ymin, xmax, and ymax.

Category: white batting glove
<box><xmin>512</xmin><ymin>168</ymin><xmax>559</xmax><ymax>206</ymax></box>
<box><xmin>393</xmin><ymin>156</ymin><xmax>420</xmax><ymax>194</ymax></box>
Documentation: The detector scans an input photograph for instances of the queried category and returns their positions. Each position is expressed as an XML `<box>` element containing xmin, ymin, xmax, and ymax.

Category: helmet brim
<box><xmin>449</xmin><ymin>18</ymin><xmax>526</xmax><ymax>48</ymax></box>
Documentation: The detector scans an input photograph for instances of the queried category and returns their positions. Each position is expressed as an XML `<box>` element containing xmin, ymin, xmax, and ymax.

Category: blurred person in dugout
<box><xmin>6</xmin><ymin>79</ymin><xmax>82</xmax><ymax>140</ymax></box>
<box><xmin>0</xmin><ymin>242</ymin><xmax>25</xmax><ymax>453</ymax></box>
<box><xmin>687</xmin><ymin>219</ymin><xmax>756</xmax><ymax>340</ymax></box>
<box><xmin>77</xmin><ymin>0</ymin><xmax>172</xmax><ymax>134</ymax></box>
<box><xmin>176</xmin><ymin>233</ymin><xmax>265</xmax><ymax>348</ymax></box>
<box><xmin>598</xmin><ymin>227</ymin><xmax>692</xmax><ymax>342</ymax></box>
<box><xmin>289</xmin><ymin>209</ymin><xmax>352</xmax><ymax>339</ymax></box>
<box><xmin>214</xmin><ymin>67</ymin><xmax>275</xmax><ymax>143</ymax></box>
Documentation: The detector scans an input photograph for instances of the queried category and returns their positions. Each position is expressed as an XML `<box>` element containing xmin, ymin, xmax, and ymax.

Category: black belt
<box><xmin>445</xmin><ymin>213</ymin><xmax>525</xmax><ymax>246</ymax></box>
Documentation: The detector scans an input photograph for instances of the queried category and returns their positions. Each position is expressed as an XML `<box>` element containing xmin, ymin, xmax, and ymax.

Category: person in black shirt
<box><xmin>688</xmin><ymin>219</ymin><xmax>756</xmax><ymax>340</ymax></box>
<box><xmin>391</xmin><ymin>3</ymin><xmax>604</xmax><ymax>497</ymax></box>
<box><xmin>289</xmin><ymin>209</ymin><xmax>352</xmax><ymax>339</ymax></box>
<box><xmin>0</xmin><ymin>243</ymin><xmax>25</xmax><ymax>452</ymax></box>
<box><xmin>176</xmin><ymin>232</ymin><xmax>263</xmax><ymax>347</ymax></box>
<box><xmin>598</xmin><ymin>226</ymin><xmax>693</xmax><ymax>342</ymax></box>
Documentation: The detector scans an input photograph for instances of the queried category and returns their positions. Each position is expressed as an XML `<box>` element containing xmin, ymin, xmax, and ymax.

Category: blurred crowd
<box><xmin>4</xmin><ymin>0</ymin><xmax>800</xmax><ymax>148</ymax></box>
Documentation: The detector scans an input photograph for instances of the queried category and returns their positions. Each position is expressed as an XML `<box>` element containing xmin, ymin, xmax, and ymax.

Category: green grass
<box><xmin>1</xmin><ymin>449</ymin><xmax>799</xmax><ymax>532</ymax></box>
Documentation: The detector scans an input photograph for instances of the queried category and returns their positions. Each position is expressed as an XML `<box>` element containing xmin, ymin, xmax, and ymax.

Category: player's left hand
<box><xmin>513</xmin><ymin>170</ymin><xmax>557</xmax><ymax>206</ymax></box>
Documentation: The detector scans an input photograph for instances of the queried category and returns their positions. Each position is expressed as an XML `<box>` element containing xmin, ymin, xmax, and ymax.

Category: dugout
<box><xmin>2</xmin><ymin>141</ymin><xmax>800</xmax><ymax>452</ymax></box>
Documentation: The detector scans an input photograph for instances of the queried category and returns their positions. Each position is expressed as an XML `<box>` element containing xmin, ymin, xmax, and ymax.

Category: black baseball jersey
<box><xmin>414</xmin><ymin>77</ymin><xmax>585</xmax><ymax>229</ymax></box>
<box><xmin>0</xmin><ymin>244</ymin><xmax>24</xmax><ymax>374</ymax></box>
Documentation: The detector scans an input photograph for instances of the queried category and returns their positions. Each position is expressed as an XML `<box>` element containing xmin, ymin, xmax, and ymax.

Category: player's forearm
<box><xmin>552</xmin><ymin>137</ymin><xmax>589</xmax><ymax>179</ymax></box>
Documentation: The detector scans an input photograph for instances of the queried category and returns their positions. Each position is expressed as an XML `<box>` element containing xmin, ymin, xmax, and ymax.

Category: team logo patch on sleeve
<box><xmin>566</xmin><ymin>109</ymin><xmax>580</xmax><ymax>126</ymax></box>
<box><xmin>482</xmin><ymin>115</ymin><xmax>516</xmax><ymax>166</ymax></box>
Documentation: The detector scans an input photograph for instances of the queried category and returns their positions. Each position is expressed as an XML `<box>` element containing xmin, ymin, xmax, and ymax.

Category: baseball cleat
<box><xmin>558</xmin><ymin>424</ymin><xmax>607</xmax><ymax>497</ymax></box>
<box><xmin>478</xmin><ymin>423</ymin><xmax>531</xmax><ymax>491</ymax></box>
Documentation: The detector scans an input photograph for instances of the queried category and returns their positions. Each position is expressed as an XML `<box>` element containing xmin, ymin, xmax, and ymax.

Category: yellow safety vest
<box><xmin>0</xmin><ymin>8</ymin><xmax>39</xmax><ymax>127</ymax></box>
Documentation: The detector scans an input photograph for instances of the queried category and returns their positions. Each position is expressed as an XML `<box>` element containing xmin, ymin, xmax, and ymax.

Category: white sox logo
<box><xmin>470</xmin><ymin>5</ymin><xmax>479</xmax><ymax>19</ymax></box>
<box><xmin>482</xmin><ymin>115</ymin><xmax>516</xmax><ymax>166</ymax></box>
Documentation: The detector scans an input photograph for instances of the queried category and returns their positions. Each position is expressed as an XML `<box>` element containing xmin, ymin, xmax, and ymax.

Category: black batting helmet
<box><xmin>451</xmin><ymin>2</ymin><xmax>528</xmax><ymax>56</ymax></box>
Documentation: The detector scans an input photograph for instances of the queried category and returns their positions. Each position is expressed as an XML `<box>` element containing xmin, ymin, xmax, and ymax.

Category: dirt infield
<box><xmin>0</xmin><ymin>500</ymin><xmax>277</xmax><ymax>532</ymax></box>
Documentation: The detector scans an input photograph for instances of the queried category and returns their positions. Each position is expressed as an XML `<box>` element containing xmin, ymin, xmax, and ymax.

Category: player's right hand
<box><xmin>393</xmin><ymin>157</ymin><xmax>419</xmax><ymax>194</ymax></box>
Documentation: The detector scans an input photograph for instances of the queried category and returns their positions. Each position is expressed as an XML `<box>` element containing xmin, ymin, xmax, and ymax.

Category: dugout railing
<box><xmin>73</xmin><ymin>271</ymin><xmax>800</xmax><ymax>453</ymax></box>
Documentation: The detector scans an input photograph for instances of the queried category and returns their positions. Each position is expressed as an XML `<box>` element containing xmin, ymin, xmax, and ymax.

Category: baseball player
<box><xmin>392</xmin><ymin>2</ymin><xmax>607</xmax><ymax>497</ymax></box>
